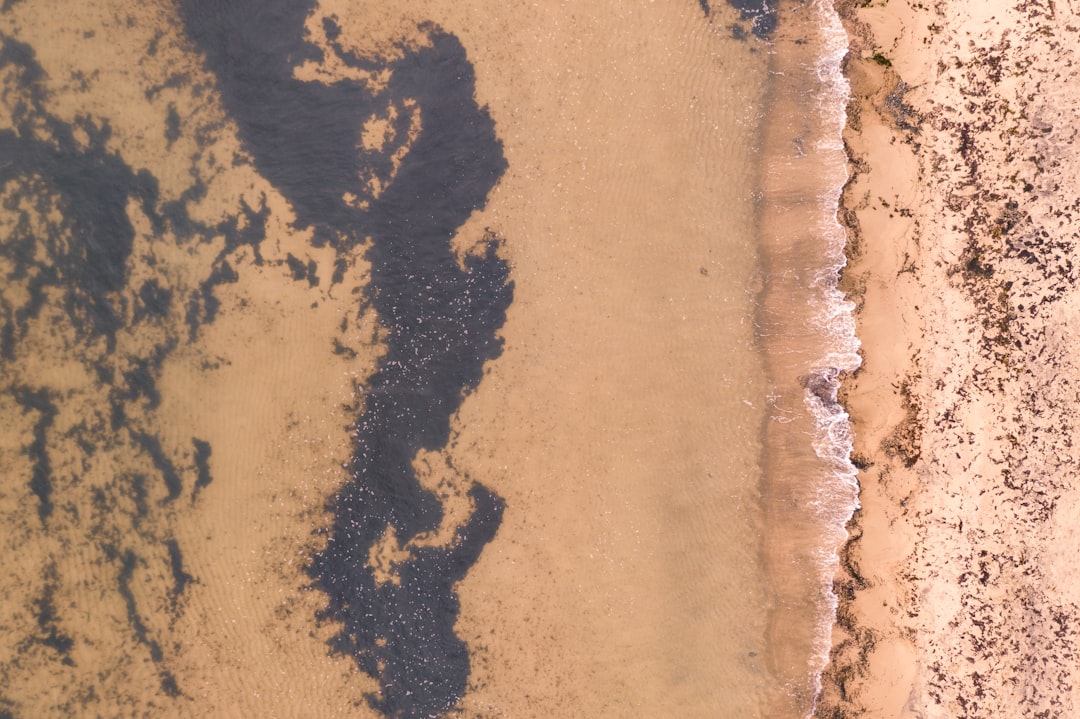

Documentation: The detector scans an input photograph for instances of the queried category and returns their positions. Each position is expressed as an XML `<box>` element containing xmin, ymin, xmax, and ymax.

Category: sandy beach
<box><xmin>819</xmin><ymin>0</ymin><xmax>1080</xmax><ymax>716</ymax></box>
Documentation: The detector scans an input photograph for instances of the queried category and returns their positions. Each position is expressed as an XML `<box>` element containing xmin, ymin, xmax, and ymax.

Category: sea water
<box><xmin>0</xmin><ymin>0</ymin><xmax>856</xmax><ymax>716</ymax></box>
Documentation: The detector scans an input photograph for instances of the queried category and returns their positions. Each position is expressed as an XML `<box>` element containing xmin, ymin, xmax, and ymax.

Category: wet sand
<box><xmin>819</xmin><ymin>0</ymin><xmax>1080</xmax><ymax>716</ymax></box>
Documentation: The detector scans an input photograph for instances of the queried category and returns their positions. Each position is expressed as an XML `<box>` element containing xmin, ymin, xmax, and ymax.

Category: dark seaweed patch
<box><xmin>165</xmin><ymin>103</ymin><xmax>181</xmax><ymax>146</ymax></box>
<box><xmin>114</xmin><ymin>549</ymin><xmax>158</xmax><ymax>659</ymax></box>
<box><xmin>13</xmin><ymin>386</ymin><xmax>57</xmax><ymax>525</ymax></box>
<box><xmin>1</xmin><ymin>317</ymin><xmax>13</xmax><ymax>360</ymax></box>
<box><xmin>121</xmin><ymin>359</ymin><xmax>163</xmax><ymax>409</ymax></box>
<box><xmin>159</xmin><ymin>177</ymin><xmax>205</xmax><ymax>238</ymax></box>
<box><xmin>217</xmin><ymin>194</ymin><xmax>268</xmax><ymax>264</ymax></box>
<box><xmin>0</xmin><ymin>114</ymin><xmax>156</xmax><ymax>349</ymax></box>
<box><xmin>174</xmin><ymin>4</ymin><xmax>512</xmax><ymax>716</ymax></box>
<box><xmin>143</xmin><ymin>72</ymin><xmax>190</xmax><ymax>102</ymax></box>
<box><xmin>726</xmin><ymin>0</ymin><xmax>777</xmax><ymax>39</ymax></box>
<box><xmin>0</xmin><ymin>39</ymin><xmax>163</xmax><ymax>350</ymax></box>
<box><xmin>165</xmin><ymin>539</ymin><xmax>194</xmax><ymax>597</ymax></box>
<box><xmin>136</xmin><ymin>279</ymin><xmax>173</xmax><ymax>322</ymax></box>
<box><xmin>0</xmin><ymin>34</ymin><xmax>242</xmax><ymax>708</ymax></box>
<box><xmin>113</xmin><ymin>548</ymin><xmax>181</xmax><ymax>697</ymax></box>
<box><xmin>174</xmin><ymin>0</ymin><xmax>363</xmax><ymax>240</ymax></box>
<box><xmin>191</xmin><ymin>438</ymin><xmax>213</xmax><ymax>500</ymax></box>
<box><xmin>131</xmin><ymin>474</ymin><xmax>149</xmax><ymax>526</ymax></box>
<box><xmin>332</xmin><ymin>338</ymin><xmax>358</xmax><ymax>359</ymax></box>
<box><xmin>208</xmin><ymin>260</ymin><xmax>239</xmax><ymax>285</ymax></box>
<box><xmin>147</xmin><ymin>30</ymin><xmax>164</xmax><ymax>57</ymax></box>
<box><xmin>34</xmin><ymin>568</ymin><xmax>75</xmax><ymax>664</ymax></box>
<box><xmin>129</xmin><ymin>431</ymin><xmax>182</xmax><ymax>502</ymax></box>
<box><xmin>331</xmin><ymin>257</ymin><xmax>348</xmax><ymax>286</ymax></box>
<box><xmin>0</xmin><ymin>35</ymin><xmax>237</xmax><ymax>349</ymax></box>
<box><xmin>322</xmin><ymin>16</ymin><xmax>342</xmax><ymax>42</ymax></box>
<box><xmin>285</xmin><ymin>252</ymin><xmax>308</xmax><ymax>282</ymax></box>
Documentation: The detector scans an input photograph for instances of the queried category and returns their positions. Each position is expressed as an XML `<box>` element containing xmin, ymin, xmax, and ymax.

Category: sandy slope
<box><xmin>818</xmin><ymin>0</ymin><xmax>1080</xmax><ymax>717</ymax></box>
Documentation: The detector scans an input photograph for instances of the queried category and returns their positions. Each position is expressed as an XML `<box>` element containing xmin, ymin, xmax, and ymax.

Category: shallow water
<box><xmin>0</xmin><ymin>1</ymin><xmax>853</xmax><ymax>716</ymax></box>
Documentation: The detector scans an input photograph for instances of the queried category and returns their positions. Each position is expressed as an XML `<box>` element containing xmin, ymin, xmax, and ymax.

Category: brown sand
<box><xmin>819</xmin><ymin>0</ymin><xmax>1080</xmax><ymax>716</ymax></box>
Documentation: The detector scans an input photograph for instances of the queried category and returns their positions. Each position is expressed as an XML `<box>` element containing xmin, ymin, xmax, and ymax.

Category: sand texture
<box><xmin>819</xmin><ymin>0</ymin><xmax>1080</xmax><ymax>717</ymax></box>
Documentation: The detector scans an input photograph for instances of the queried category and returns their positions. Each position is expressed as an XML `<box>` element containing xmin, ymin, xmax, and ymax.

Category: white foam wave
<box><xmin>799</xmin><ymin>2</ymin><xmax>860</xmax><ymax>717</ymax></box>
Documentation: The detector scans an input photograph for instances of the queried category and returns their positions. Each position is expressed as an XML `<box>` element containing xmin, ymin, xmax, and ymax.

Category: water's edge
<box><xmin>754</xmin><ymin>1</ymin><xmax>860</xmax><ymax>714</ymax></box>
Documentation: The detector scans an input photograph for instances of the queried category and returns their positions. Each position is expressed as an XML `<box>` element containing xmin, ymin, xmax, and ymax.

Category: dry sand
<box><xmin>819</xmin><ymin>0</ymin><xmax>1080</xmax><ymax>716</ymax></box>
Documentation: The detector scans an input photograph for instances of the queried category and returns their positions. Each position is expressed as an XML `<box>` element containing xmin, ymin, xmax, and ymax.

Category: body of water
<box><xmin>0</xmin><ymin>1</ymin><xmax>856</xmax><ymax>716</ymax></box>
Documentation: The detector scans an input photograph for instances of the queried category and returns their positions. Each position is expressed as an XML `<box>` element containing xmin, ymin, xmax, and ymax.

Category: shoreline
<box><xmin>819</xmin><ymin>0</ymin><xmax>1080</xmax><ymax>716</ymax></box>
<box><xmin>752</xmin><ymin>2</ymin><xmax>862</xmax><ymax>714</ymax></box>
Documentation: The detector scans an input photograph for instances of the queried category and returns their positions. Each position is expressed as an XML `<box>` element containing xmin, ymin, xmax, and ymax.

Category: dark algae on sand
<box><xmin>698</xmin><ymin>0</ymin><xmax>778</xmax><ymax>39</ymax></box>
<box><xmin>176</xmin><ymin>2</ymin><xmax>513</xmax><ymax>716</ymax></box>
<box><xmin>0</xmin><ymin>29</ymin><xmax>228</xmax><ymax>702</ymax></box>
<box><xmin>1</xmin><ymin>0</ymin><xmax>511</xmax><ymax>714</ymax></box>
